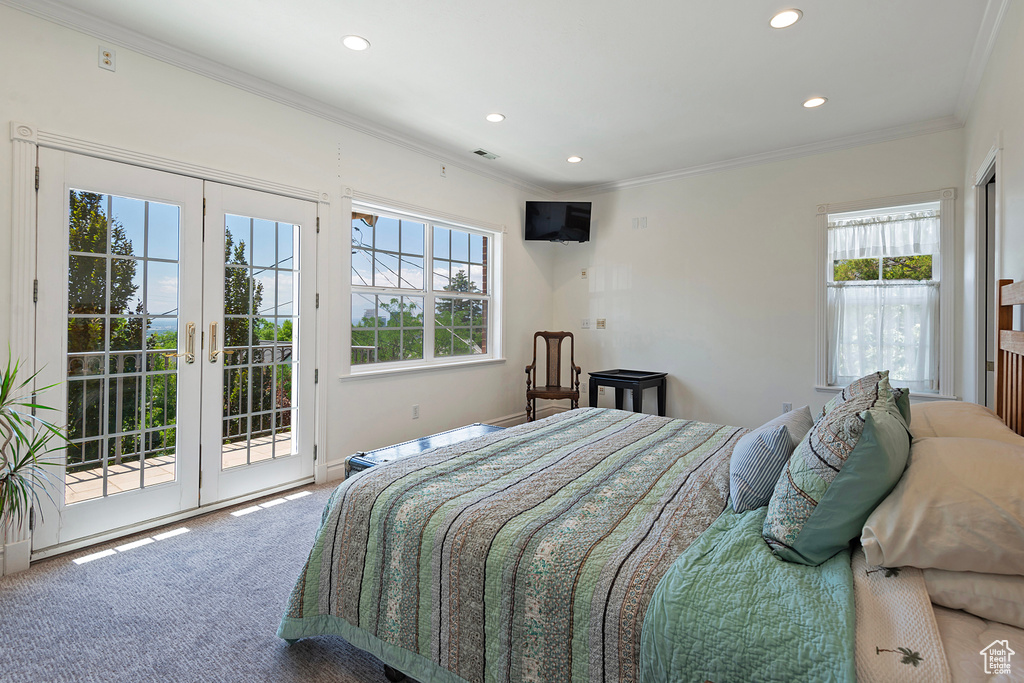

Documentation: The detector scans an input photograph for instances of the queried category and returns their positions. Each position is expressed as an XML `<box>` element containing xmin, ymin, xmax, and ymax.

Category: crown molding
<box><xmin>2</xmin><ymin>0</ymin><xmax>987</xmax><ymax>201</ymax></box>
<box><xmin>0</xmin><ymin>0</ymin><xmax>553</xmax><ymax>199</ymax></box>
<box><xmin>564</xmin><ymin>116</ymin><xmax>964</xmax><ymax>198</ymax></box>
<box><xmin>954</xmin><ymin>0</ymin><xmax>1011</xmax><ymax>124</ymax></box>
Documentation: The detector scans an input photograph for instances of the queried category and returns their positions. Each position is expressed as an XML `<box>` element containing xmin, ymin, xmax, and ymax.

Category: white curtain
<box><xmin>827</xmin><ymin>207</ymin><xmax>940</xmax><ymax>393</ymax></box>
<box><xmin>829</xmin><ymin>210</ymin><xmax>939</xmax><ymax>260</ymax></box>
<box><xmin>828</xmin><ymin>282</ymin><xmax>939</xmax><ymax>392</ymax></box>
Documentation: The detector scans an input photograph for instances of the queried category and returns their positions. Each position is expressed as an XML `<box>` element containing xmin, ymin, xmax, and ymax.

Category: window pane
<box><xmin>148</xmin><ymin>203</ymin><xmax>180</xmax><ymax>261</ymax></box>
<box><xmin>433</xmin><ymin>261</ymin><xmax>450</xmax><ymax>291</ymax></box>
<box><xmin>68</xmin><ymin>255</ymin><xmax>107</xmax><ymax>314</ymax></box>
<box><xmin>110</xmin><ymin>196</ymin><xmax>145</xmax><ymax>257</ymax></box>
<box><xmin>377</xmin><ymin>330</ymin><xmax>401</xmax><ymax>362</ymax></box>
<box><xmin>352</xmin><ymin>248</ymin><xmax>373</xmax><ymax>287</ymax></box>
<box><xmin>252</xmin><ymin>218</ymin><xmax>277</xmax><ymax>268</ymax></box>
<box><xmin>402</xmin><ymin>221</ymin><xmax>424</xmax><ymax>256</ymax></box>
<box><xmin>401</xmin><ymin>256</ymin><xmax>424</xmax><ymax>290</ymax></box>
<box><xmin>374</xmin><ymin>252</ymin><xmax>400</xmax><ymax>288</ymax></box>
<box><xmin>883</xmin><ymin>255</ymin><xmax>932</xmax><ymax>281</ymax></box>
<box><xmin>403</xmin><ymin>331</ymin><xmax>424</xmax><ymax>360</ymax></box>
<box><xmin>69</xmin><ymin>191</ymin><xmax>108</xmax><ymax>254</ymax></box>
<box><xmin>451</xmin><ymin>229</ymin><xmax>470</xmax><ymax>262</ymax></box>
<box><xmin>352</xmin><ymin>293</ymin><xmax>376</xmax><ymax>327</ymax></box>
<box><xmin>434</xmin><ymin>227</ymin><xmax>450</xmax><ymax>259</ymax></box>
<box><xmin>833</xmin><ymin>259</ymin><xmax>878</xmax><ymax>281</ymax></box>
<box><xmin>402</xmin><ymin>296</ymin><xmax>424</xmax><ymax>327</ymax></box>
<box><xmin>225</xmin><ymin>215</ymin><xmax>252</xmax><ymax>265</ymax></box>
<box><xmin>375</xmin><ymin>216</ymin><xmax>400</xmax><ymax>252</ymax></box>
<box><xmin>470</xmin><ymin>233</ymin><xmax>484</xmax><ymax>264</ymax></box>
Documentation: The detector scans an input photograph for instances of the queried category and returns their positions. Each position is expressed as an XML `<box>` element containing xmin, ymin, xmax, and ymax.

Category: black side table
<box><xmin>588</xmin><ymin>369</ymin><xmax>668</xmax><ymax>416</ymax></box>
<box><xmin>346</xmin><ymin>423</ymin><xmax>504</xmax><ymax>478</ymax></box>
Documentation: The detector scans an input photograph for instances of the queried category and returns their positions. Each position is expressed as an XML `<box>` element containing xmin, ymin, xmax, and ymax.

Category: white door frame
<box><xmin>33</xmin><ymin>149</ymin><xmax>205</xmax><ymax>550</ymax></box>
<box><xmin>973</xmin><ymin>140</ymin><xmax>1002</xmax><ymax>406</ymax></box>
<box><xmin>6</xmin><ymin>122</ymin><xmax>330</xmax><ymax>565</ymax></box>
<box><xmin>199</xmin><ymin>182</ymin><xmax>317</xmax><ymax>505</ymax></box>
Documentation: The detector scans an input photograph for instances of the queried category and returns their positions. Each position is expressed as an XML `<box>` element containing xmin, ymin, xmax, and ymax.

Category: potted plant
<box><xmin>0</xmin><ymin>352</ymin><xmax>65</xmax><ymax>573</ymax></box>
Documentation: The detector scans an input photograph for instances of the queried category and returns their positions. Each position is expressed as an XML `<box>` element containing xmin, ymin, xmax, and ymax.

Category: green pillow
<box><xmin>819</xmin><ymin>370</ymin><xmax>911</xmax><ymax>427</ymax></box>
<box><xmin>764</xmin><ymin>379</ymin><xmax>910</xmax><ymax>566</ymax></box>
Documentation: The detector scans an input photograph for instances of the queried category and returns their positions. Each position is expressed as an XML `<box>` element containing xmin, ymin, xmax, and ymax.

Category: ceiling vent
<box><xmin>472</xmin><ymin>148</ymin><xmax>499</xmax><ymax>160</ymax></box>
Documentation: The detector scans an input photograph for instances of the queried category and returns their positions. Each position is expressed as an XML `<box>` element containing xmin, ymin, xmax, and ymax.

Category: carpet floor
<box><xmin>0</xmin><ymin>482</ymin><xmax>399</xmax><ymax>683</ymax></box>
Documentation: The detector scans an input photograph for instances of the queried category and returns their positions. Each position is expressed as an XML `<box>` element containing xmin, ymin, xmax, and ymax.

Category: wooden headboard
<box><xmin>996</xmin><ymin>279</ymin><xmax>1024</xmax><ymax>435</ymax></box>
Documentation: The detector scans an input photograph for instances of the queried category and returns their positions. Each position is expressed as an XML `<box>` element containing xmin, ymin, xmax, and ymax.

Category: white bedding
<box><xmin>933</xmin><ymin>605</ymin><xmax>1024</xmax><ymax>682</ymax></box>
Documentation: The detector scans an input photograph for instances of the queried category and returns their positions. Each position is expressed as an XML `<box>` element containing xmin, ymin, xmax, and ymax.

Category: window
<box><xmin>819</xmin><ymin>190</ymin><xmax>955</xmax><ymax>396</ymax></box>
<box><xmin>350</xmin><ymin>205</ymin><xmax>494</xmax><ymax>368</ymax></box>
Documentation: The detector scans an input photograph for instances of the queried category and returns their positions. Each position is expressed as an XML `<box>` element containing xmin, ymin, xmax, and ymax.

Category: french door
<box><xmin>34</xmin><ymin>152</ymin><xmax>317</xmax><ymax>552</ymax></box>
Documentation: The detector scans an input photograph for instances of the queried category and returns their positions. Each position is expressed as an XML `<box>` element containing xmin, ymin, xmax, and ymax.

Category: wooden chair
<box><xmin>525</xmin><ymin>331</ymin><xmax>581</xmax><ymax>422</ymax></box>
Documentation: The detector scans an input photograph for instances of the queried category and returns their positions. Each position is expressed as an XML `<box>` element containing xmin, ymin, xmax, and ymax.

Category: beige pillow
<box><xmin>910</xmin><ymin>401</ymin><xmax>1024</xmax><ymax>446</ymax></box>
<box><xmin>924</xmin><ymin>569</ymin><xmax>1024</xmax><ymax>629</ymax></box>
<box><xmin>861</xmin><ymin>437</ymin><xmax>1024</xmax><ymax>574</ymax></box>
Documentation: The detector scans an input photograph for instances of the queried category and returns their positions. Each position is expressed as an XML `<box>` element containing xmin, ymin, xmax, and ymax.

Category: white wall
<box><xmin>961</xmin><ymin>0</ymin><xmax>1024</xmax><ymax>404</ymax></box>
<box><xmin>0</xmin><ymin>6</ymin><xmax>554</xmax><ymax>476</ymax></box>
<box><xmin>551</xmin><ymin>130</ymin><xmax>965</xmax><ymax>429</ymax></box>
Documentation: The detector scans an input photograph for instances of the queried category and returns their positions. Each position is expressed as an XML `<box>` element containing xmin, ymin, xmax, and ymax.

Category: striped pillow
<box><xmin>729</xmin><ymin>424</ymin><xmax>792</xmax><ymax>513</ymax></box>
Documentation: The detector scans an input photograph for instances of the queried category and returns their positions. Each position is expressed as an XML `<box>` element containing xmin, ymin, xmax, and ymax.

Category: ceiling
<box><xmin>13</xmin><ymin>0</ymin><xmax>999</xmax><ymax>194</ymax></box>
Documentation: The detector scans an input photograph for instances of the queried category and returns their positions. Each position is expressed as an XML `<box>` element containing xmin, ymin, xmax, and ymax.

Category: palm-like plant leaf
<box><xmin>0</xmin><ymin>350</ymin><xmax>67</xmax><ymax>531</ymax></box>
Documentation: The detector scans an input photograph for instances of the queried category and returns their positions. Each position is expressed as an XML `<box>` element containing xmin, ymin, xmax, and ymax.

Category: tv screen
<box><xmin>525</xmin><ymin>201</ymin><xmax>592</xmax><ymax>242</ymax></box>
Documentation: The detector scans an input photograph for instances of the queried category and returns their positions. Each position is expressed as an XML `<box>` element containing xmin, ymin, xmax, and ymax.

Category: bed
<box><xmin>279</xmin><ymin>282</ymin><xmax>1024</xmax><ymax>682</ymax></box>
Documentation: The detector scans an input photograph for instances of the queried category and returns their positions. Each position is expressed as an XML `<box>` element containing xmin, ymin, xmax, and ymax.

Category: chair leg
<box><xmin>526</xmin><ymin>399</ymin><xmax>534</xmax><ymax>422</ymax></box>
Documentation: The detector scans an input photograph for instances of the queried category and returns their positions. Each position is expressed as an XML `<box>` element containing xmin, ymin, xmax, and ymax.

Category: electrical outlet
<box><xmin>596</xmin><ymin>318</ymin><xmax>606</xmax><ymax>329</ymax></box>
<box><xmin>581</xmin><ymin>318</ymin><xmax>590</xmax><ymax>330</ymax></box>
<box><xmin>581</xmin><ymin>268</ymin><xmax>588</xmax><ymax>279</ymax></box>
<box><xmin>98</xmin><ymin>47</ymin><xmax>116</xmax><ymax>72</ymax></box>
<box><xmin>782</xmin><ymin>402</ymin><xmax>793</xmax><ymax>414</ymax></box>
<box><xmin>439</xmin><ymin>164</ymin><xmax>447</xmax><ymax>178</ymax></box>
<box><xmin>412</xmin><ymin>404</ymin><xmax>420</xmax><ymax>419</ymax></box>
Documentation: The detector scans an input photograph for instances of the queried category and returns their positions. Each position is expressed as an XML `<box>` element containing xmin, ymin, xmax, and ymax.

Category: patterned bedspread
<box><xmin>279</xmin><ymin>408</ymin><xmax>742</xmax><ymax>683</ymax></box>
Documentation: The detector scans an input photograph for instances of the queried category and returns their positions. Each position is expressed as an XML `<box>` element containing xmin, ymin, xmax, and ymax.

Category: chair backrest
<box><xmin>532</xmin><ymin>331</ymin><xmax>575</xmax><ymax>387</ymax></box>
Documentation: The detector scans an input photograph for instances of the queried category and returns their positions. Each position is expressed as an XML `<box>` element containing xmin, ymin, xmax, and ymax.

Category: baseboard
<box><xmin>486</xmin><ymin>404</ymin><xmax>566</xmax><ymax>427</ymax></box>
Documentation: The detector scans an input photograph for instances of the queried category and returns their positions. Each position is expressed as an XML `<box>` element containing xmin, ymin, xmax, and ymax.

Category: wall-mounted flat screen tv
<box><xmin>525</xmin><ymin>201</ymin><xmax>592</xmax><ymax>242</ymax></box>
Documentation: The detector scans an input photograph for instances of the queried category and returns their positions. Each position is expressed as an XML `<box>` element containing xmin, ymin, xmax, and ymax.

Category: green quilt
<box><xmin>639</xmin><ymin>508</ymin><xmax>856</xmax><ymax>683</ymax></box>
<box><xmin>278</xmin><ymin>408</ymin><xmax>742</xmax><ymax>683</ymax></box>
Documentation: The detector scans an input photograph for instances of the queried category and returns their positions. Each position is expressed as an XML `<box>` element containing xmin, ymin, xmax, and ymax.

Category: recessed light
<box><xmin>342</xmin><ymin>35</ymin><xmax>370</xmax><ymax>51</ymax></box>
<box><xmin>567</xmin><ymin>156</ymin><xmax>583</xmax><ymax>163</ymax></box>
<box><xmin>770</xmin><ymin>9</ymin><xmax>803</xmax><ymax>29</ymax></box>
<box><xmin>486</xmin><ymin>113</ymin><xmax>506</xmax><ymax>123</ymax></box>
<box><xmin>803</xmin><ymin>96</ymin><xmax>828</xmax><ymax>108</ymax></box>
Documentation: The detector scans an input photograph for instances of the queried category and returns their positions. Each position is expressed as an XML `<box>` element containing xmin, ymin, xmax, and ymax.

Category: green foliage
<box><xmin>833</xmin><ymin>255</ymin><xmax>932</xmax><ymax>282</ymax></box>
<box><xmin>882</xmin><ymin>255</ymin><xmax>932</xmax><ymax>280</ymax></box>
<box><xmin>435</xmin><ymin>270</ymin><xmax>485</xmax><ymax>357</ymax></box>
<box><xmin>352</xmin><ymin>297</ymin><xmax>424</xmax><ymax>363</ymax></box>
<box><xmin>833</xmin><ymin>258</ymin><xmax>878</xmax><ymax>281</ymax></box>
<box><xmin>0</xmin><ymin>353</ymin><xmax>66</xmax><ymax>529</ymax></box>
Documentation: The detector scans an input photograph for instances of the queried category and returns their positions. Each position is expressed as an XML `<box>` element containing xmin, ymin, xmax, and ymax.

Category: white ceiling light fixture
<box><xmin>486</xmin><ymin>113</ymin><xmax>506</xmax><ymax>123</ymax></box>
<box><xmin>803</xmin><ymin>96</ymin><xmax>828</xmax><ymax>108</ymax></box>
<box><xmin>567</xmin><ymin>156</ymin><xmax>583</xmax><ymax>163</ymax></box>
<box><xmin>342</xmin><ymin>35</ymin><xmax>371</xmax><ymax>51</ymax></box>
<box><xmin>769</xmin><ymin>9</ymin><xmax>803</xmax><ymax>29</ymax></box>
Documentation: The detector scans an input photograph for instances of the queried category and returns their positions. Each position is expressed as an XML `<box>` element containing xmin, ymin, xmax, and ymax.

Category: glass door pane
<box><xmin>200</xmin><ymin>181</ymin><xmax>315</xmax><ymax>506</ymax></box>
<box><xmin>220</xmin><ymin>216</ymin><xmax>300</xmax><ymax>470</ymax></box>
<box><xmin>65</xmin><ymin>191</ymin><xmax>182</xmax><ymax>504</ymax></box>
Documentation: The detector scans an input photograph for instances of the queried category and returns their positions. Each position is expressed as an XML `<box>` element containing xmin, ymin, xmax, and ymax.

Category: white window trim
<box><xmin>345</xmin><ymin>198</ymin><xmax>504</xmax><ymax>377</ymax></box>
<box><xmin>815</xmin><ymin>188</ymin><xmax>957</xmax><ymax>399</ymax></box>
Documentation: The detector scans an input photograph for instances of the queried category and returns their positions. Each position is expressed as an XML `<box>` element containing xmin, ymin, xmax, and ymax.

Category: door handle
<box><xmin>163</xmin><ymin>322</ymin><xmax>196</xmax><ymax>364</ymax></box>
<box><xmin>208</xmin><ymin>322</ymin><xmax>235</xmax><ymax>363</ymax></box>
